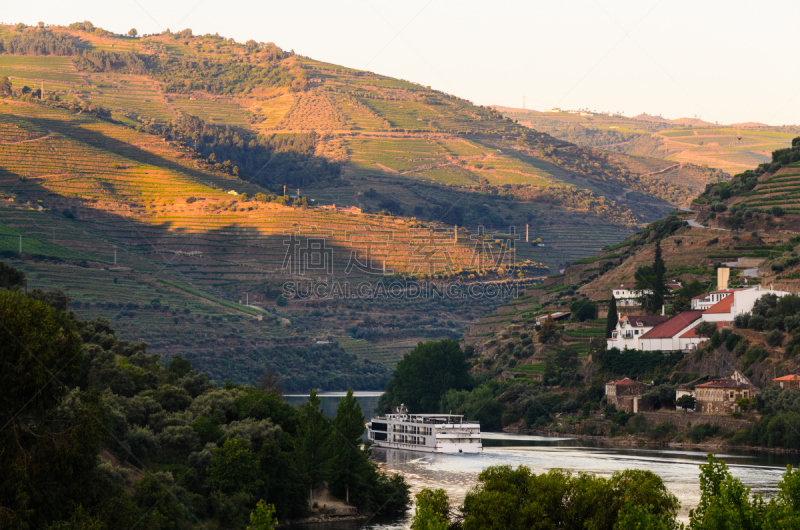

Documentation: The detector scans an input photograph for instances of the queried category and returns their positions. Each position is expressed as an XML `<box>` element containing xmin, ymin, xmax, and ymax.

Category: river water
<box><xmin>285</xmin><ymin>393</ymin><xmax>798</xmax><ymax>529</ymax></box>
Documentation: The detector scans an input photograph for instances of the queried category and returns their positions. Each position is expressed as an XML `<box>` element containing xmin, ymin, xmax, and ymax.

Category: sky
<box><xmin>4</xmin><ymin>0</ymin><xmax>800</xmax><ymax>125</ymax></box>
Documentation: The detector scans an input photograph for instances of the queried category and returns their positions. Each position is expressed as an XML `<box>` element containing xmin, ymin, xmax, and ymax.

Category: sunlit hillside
<box><xmin>0</xmin><ymin>21</ymin><xmax>735</xmax><ymax>377</ymax></box>
<box><xmin>498</xmin><ymin>106</ymin><xmax>798</xmax><ymax>178</ymax></box>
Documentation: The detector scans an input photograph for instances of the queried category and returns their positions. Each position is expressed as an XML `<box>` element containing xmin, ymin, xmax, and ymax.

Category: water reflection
<box><xmin>296</xmin><ymin>433</ymin><xmax>795</xmax><ymax>529</ymax></box>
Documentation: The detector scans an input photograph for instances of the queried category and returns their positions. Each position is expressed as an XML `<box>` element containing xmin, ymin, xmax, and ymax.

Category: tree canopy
<box><xmin>379</xmin><ymin>339</ymin><xmax>472</xmax><ymax>413</ymax></box>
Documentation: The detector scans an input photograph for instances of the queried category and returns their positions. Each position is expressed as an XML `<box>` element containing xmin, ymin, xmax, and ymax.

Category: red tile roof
<box><xmin>704</xmin><ymin>295</ymin><xmax>734</xmax><ymax>314</ymax></box>
<box><xmin>774</xmin><ymin>375</ymin><xmax>800</xmax><ymax>382</ymax></box>
<box><xmin>609</xmin><ymin>377</ymin><xmax>645</xmax><ymax>386</ymax></box>
<box><xmin>680</xmin><ymin>321</ymin><xmax>730</xmax><ymax>338</ymax></box>
<box><xmin>696</xmin><ymin>379</ymin><xmax>755</xmax><ymax>389</ymax></box>
<box><xmin>640</xmin><ymin>311</ymin><xmax>704</xmax><ymax>339</ymax></box>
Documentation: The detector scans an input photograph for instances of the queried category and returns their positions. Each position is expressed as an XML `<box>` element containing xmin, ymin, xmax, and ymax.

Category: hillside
<box><xmin>0</xmin><ymin>25</ymin><xmax>722</xmax><ymax>245</ymax></box>
<box><xmin>465</xmin><ymin>139</ymin><xmax>800</xmax><ymax>387</ymax></box>
<box><xmin>0</xmin><ymin>21</ymin><xmax>747</xmax><ymax>382</ymax></box>
<box><xmin>496</xmin><ymin>106</ymin><xmax>799</xmax><ymax>178</ymax></box>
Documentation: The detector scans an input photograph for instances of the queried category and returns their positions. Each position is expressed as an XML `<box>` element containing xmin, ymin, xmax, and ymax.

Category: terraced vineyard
<box><xmin>0</xmin><ymin>22</ymin><xmax>726</xmax><ymax>384</ymax></box>
<box><xmin>501</xmin><ymin>107</ymin><xmax>798</xmax><ymax>178</ymax></box>
<box><xmin>731</xmin><ymin>166</ymin><xmax>800</xmax><ymax>214</ymax></box>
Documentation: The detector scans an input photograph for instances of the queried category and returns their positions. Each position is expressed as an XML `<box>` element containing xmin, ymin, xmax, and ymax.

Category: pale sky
<box><xmin>4</xmin><ymin>1</ymin><xmax>799</xmax><ymax>125</ymax></box>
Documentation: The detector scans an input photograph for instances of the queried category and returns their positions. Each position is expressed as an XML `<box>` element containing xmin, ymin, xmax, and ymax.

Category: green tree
<box><xmin>296</xmin><ymin>390</ymin><xmax>333</xmax><ymax>501</ymax></box>
<box><xmin>330</xmin><ymin>389</ymin><xmax>369</xmax><ymax>505</ymax></box>
<box><xmin>570</xmin><ymin>299</ymin><xmax>598</xmax><ymax>322</ymax></box>
<box><xmin>0</xmin><ymin>290</ymin><xmax>82</xmax><ymax>419</ymax></box>
<box><xmin>653</xmin><ymin>240</ymin><xmax>666</xmax><ymax>314</ymax></box>
<box><xmin>606</xmin><ymin>295</ymin><xmax>619</xmax><ymax>338</ymax></box>
<box><xmin>676</xmin><ymin>394</ymin><xmax>697</xmax><ymax>411</ymax></box>
<box><xmin>538</xmin><ymin>314</ymin><xmax>558</xmax><ymax>343</ymax></box>
<box><xmin>379</xmin><ymin>340</ymin><xmax>472</xmax><ymax>413</ymax></box>
<box><xmin>209</xmin><ymin>438</ymin><xmax>263</xmax><ymax>495</ymax></box>
<box><xmin>128</xmin><ymin>28</ymin><xmax>138</xmax><ymax>38</ymax></box>
<box><xmin>459</xmin><ymin>465</ymin><xmax>679</xmax><ymax>530</ymax></box>
<box><xmin>0</xmin><ymin>76</ymin><xmax>12</xmax><ymax>96</ymax></box>
<box><xmin>247</xmin><ymin>500</ymin><xmax>278</xmax><ymax>529</ymax></box>
<box><xmin>688</xmin><ymin>454</ymin><xmax>765</xmax><ymax>529</ymax></box>
<box><xmin>0</xmin><ymin>260</ymin><xmax>26</xmax><ymax>289</ymax></box>
<box><xmin>412</xmin><ymin>488</ymin><xmax>451</xmax><ymax>530</ymax></box>
<box><xmin>694</xmin><ymin>321</ymin><xmax>718</xmax><ymax>339</ymax></box>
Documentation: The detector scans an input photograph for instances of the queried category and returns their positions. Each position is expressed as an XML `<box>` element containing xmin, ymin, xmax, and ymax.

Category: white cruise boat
<box><xmin>366</xmin><ymin>404</ymin><xmax>482</xmax><ymax>454</ymax></box>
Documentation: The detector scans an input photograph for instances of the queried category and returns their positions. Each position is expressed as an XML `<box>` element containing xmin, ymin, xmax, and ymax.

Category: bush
<box><xmin>766</xmin><ymin>329</ymin><xmax>785</xmax><ymax>348</ymax></box>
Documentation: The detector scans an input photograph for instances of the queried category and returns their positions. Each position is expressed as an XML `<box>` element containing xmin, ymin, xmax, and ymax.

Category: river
<box><xmin>285</xmin><ymin>393</ymin><xmax>797</xmax><ymax>529</ymax></box>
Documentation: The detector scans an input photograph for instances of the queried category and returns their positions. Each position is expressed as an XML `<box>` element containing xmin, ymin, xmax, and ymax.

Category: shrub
<box><xmin>766</xmin><ymin>329</ymin><xmax>785</xmax><ymax>348</ymax></box>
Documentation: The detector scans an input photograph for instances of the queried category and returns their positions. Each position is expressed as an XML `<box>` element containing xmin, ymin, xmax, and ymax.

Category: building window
<box><xmin>744</xmin><ymin>391</ymin><xmax>748</xmax><ymax>398</ymax></box>
<box><xmin>635</xmin><ymin>330</ymin><xmax>639</xmax><ymax>335</ymax></box>
<box><xmin>729</xmin><ymin>391</ymin><xmax>734</xmax><ymax>399</ymax></box>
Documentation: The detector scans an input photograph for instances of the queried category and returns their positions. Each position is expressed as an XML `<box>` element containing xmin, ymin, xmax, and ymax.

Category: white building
<box><xmin>612</xmin><ymin>284</ymin><xmax>651</xmax><ymax>307</ymax></box>
<box><xmin>638</xmin><ymin>286</ymin><xmax>793</xmax><ymax>352</ymax></box>
<box><xmin>608</xmin><ymin>315</ymin><xmax>669</xmax><ymax>350</ymax></box>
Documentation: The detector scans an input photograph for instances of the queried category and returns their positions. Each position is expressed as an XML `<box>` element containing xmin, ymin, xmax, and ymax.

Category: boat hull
<box><xmin>372</xmin><ymin>440</ymin><xmax>482</xmax><ymax>454</ymax></box>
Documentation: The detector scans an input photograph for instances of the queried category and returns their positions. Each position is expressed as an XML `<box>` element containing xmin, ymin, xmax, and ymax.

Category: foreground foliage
<box><xmin>414</xmin><ymin>456</ymin><xmax>800</xmax><ymax>529</ymax></box>
<box><xmin>0</xmin><ymin>269</ymin><xmax>410</xmax><ymax>529</ymax></box>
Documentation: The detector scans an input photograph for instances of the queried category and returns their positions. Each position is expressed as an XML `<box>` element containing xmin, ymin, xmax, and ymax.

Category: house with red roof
<box><xmin>638</xmin><ymin>311</ymin><xmax>704</xmax><ymax>352</ymax></box>
<box><xmin>773</xmin><ymin>374</ymin><xmax>800</xmax><ymax>391</ymax></box>
<box><xmin>607</xmin><ymin>315</ymin><xmax>669</xmax><ymax>350</ymax></box>
<box><xmin>605</xmin><ymin>377</ymin><xmax>649</xmax><ymax>413</ymax></box>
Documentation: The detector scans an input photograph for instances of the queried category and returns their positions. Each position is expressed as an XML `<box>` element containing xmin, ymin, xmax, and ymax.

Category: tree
<box><xmin>652</xmin><ymin>240</ymin><xmax>666</xmax><ymax>314</ymax></box>
<box><xmin>128</xmin><ymin>28</ymin><xmax>138</xmax><ymax>38</ymax></box>
<box><xmin>459</xmin><ymin>465</ymin><xmax>679</xmax><ymax>530</ymax></box>
<box><xmin>0</xmin><ymin>290</ymin><xmax>82</xmax><ymax>419</ymax></box>
<box><xmin>247</xmin><ymin>500</ymin><xmax>278</xmax><ymax>530</ymax></box>
<box><xmin>259</xmin><ymin>366</ymin><xmax>283</xmax><ymax>396</ymax></box>
<box><xmin>296</xmin><ymin>390</ymin><xmax>333</xmax><ymax>501</ymax></box>
<box><xmin>0</xmin><ymin>261</ymin><xmax>26</xmax><ymax>289</ymax></box>
<box><xmin>694</xmin><ymin>321</ymin><xmax>718</xmax><ymax>339</ymax></box>
<box><xmin>412</xmin><ymin>488</ymin><xmax>451</xmax><ymax>530</ymax></box>
<box><xmin>538</xmin><ymin>314</ymin><xmax>558</xmax><ymax>343</ymax></box>
<box><xmin>330</xmin><ymin>389</ymin><xmax>369</xmax><ymax>505</ymax></box>
<box><xmin>676</xmin><ymin>394</ymin><xmax>696</xmax><ymax>411</ymax></box>
<box><xmin>606</xmin><ymin>295</ymin><xmax>619</xmax><ymax>338</ymax></box>
<box><xmin>688</xmin><ymin>455</ymin><xmax>765</xmax><ymax>529</ymax></box>
<box><xmin>379</xmin><ymin>340</ymin><xmax>472</xmax><ymax>413</ymax></box>
<box><xmin>570</xmin><ymin>299</ymin><xmax>598</xmax><ymax>322</ymax></box>
<box><xmin>0</xmin><ymin>77</ymin><xmax>12</xmax><ymax>96</ymax></box>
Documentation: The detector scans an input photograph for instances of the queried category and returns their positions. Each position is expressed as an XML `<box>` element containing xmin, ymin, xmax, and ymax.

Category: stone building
<box><xmin>773</xmin><ymin>374</ymin><xmax>800</xmax><ymax>391</ymax></box>
<box><xmin>694</xmin><ymin>371</ymin><xmax>759</xmax><ymax>414</ymax></box>
<box><xmin>605</xmin><ymin>377</ymin><xmax>649</xmax><ymax>413</ymax></box>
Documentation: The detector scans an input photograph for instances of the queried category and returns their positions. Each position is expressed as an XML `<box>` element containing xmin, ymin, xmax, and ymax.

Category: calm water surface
<box><xmin>286</xmin><ymin>394</ymin><xmax>798</xmax><ymax>529</ymax></box>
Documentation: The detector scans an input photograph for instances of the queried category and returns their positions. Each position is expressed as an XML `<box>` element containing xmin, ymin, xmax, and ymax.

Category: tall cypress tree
<box><xmin>606</xmin><ymin>295</ymin><xmax>618</xmax><ymax>338</ymax></box>
<box><xmin>652</xmin><ymin>240</ymin><xmax>666</xmax><ymax>314</ymax></box>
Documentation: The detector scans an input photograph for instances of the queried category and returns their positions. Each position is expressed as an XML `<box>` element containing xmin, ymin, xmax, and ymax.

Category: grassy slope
<box><xmin>498</xmin><ymin>106</ymin><xmax>798</xmax><ymax>178</ymax></box>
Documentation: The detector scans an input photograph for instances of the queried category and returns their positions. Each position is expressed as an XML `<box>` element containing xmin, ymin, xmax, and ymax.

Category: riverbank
<box><xmin>502</xmin><ymin>424</ymin><xmax>800</xmax><ymax>454</ymax></box>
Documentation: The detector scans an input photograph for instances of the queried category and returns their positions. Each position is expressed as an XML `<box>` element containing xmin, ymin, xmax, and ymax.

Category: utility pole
<box><xmin>526</xmin><ymin>224</ymin><xmax>529</xmax><ymax>243</ymax></box>
<box><xmin>283</xmin><ymin>184</ymin><xmax>286</xmax><ymax>196</ymax></box>
<box><xmin>246</xmin><ymin>293</ymin><xmax>249</xmax><ymax>305</ymax></box>
<box><xmin>114</xmin><ymin>249</ymin><xmax>117</xmax><ymax>265</ymax></box>
<box><xmin>19</xmin><ymin>235</ymin><xmax>22</xmax><ymax>254</ymax></box>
